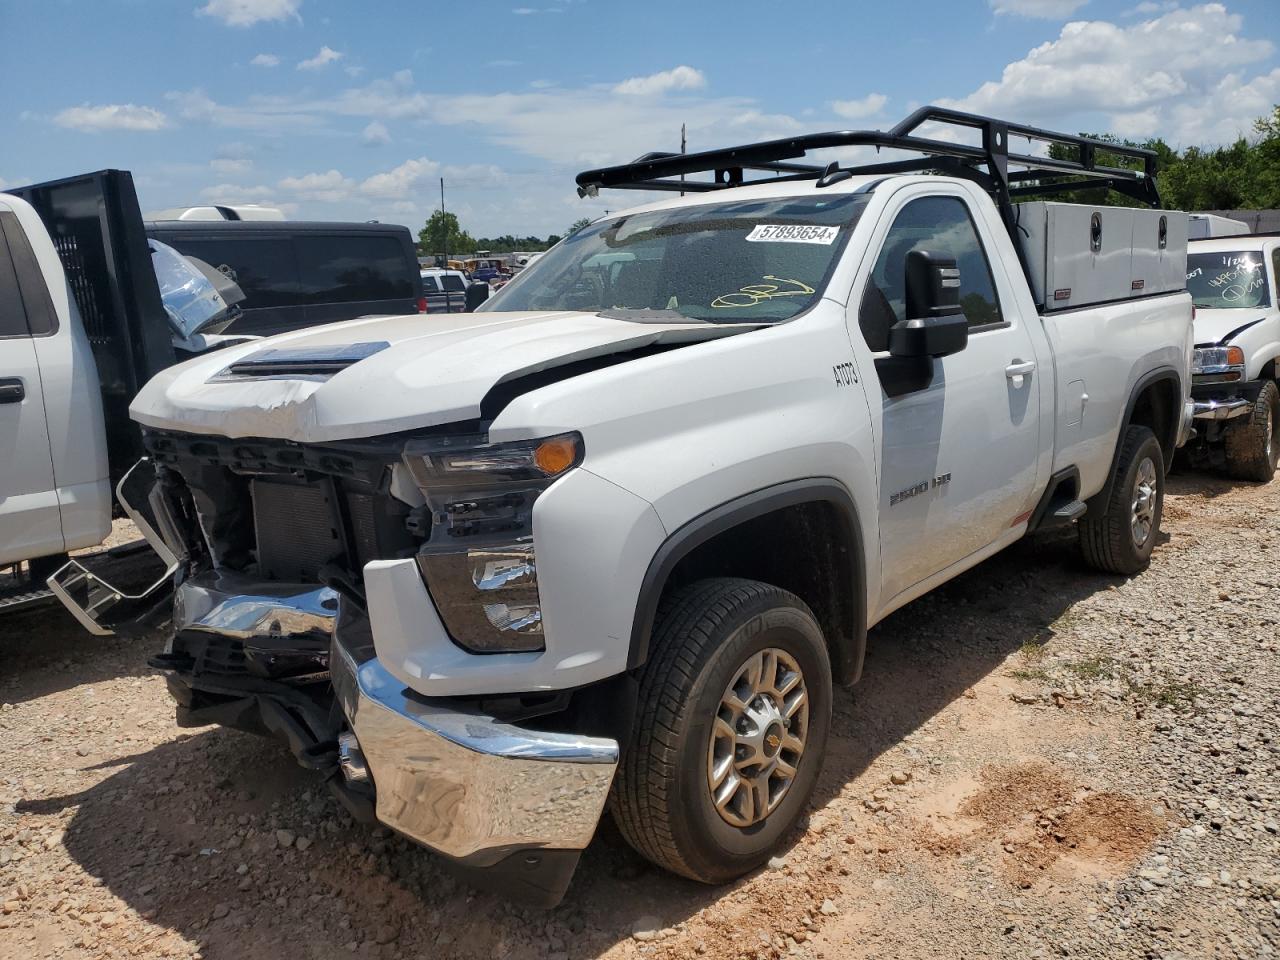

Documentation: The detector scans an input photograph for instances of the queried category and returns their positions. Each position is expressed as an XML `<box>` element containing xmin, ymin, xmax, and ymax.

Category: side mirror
<box><xmin>888</xmin><ymin>250</ymin><xmax>968</xmax><ymax>359</ymax></box>
<box><xmin>464</xmin><ymin>281</ymin><xmax>490</xmax><ymax>313</ymax></box>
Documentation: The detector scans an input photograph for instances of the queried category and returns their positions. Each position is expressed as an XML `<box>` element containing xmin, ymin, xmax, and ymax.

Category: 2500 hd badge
<box><xmin>890</xmin><ymin>473</ymin><xmax>952</xmax><ymax>506</ymax></box>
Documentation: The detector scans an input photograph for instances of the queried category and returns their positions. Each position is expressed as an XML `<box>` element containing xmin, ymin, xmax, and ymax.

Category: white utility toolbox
<box><xmin>1016</xmin><ymin>201</ymin><xmax>1188</xmax><ymax>310</ymax></box>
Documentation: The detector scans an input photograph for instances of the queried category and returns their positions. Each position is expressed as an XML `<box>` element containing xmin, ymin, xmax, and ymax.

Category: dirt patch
<box><xmin>958</xmin><ymin>761</ymin><xmax>1075</xmax><ymax>828</ymax></box>
<box><xmin>913</xmin><ymin>764</ymin><xmax>1167</xmax><ymax>892</ymax></box>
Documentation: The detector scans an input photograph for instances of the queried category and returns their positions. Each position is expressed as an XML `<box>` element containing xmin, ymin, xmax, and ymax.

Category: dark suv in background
<box><xmin>145</xmin><ymin>220</ymin><xmax>423</xmax><ymax>336</ymax></box>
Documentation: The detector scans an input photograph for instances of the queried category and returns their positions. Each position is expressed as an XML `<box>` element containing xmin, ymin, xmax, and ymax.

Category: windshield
<box><xmin>481</xmin><ymin>194</ymin><xmax>867</xmax><ymax>323</ymax></box>
<box><xmin>1187</xmin><ymin>251</ymin><xmax>1272</xmax><ymax>309</ymax></box>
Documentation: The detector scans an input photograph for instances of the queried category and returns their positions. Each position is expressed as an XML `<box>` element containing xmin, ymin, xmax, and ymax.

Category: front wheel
<box><xmin>1078</xmin><ymin>425</ymin><xmax>1165</xmax><ymax>575</ymax></box>
<box><xmin>610</xmin><ymin>578</ymin><xmax>832</xmax><ymax>883</ymax></box>
<box><xmin>1224</xmin><ymin>380</ymin><xmax>1280</xmax><ymax>482</ymax></box>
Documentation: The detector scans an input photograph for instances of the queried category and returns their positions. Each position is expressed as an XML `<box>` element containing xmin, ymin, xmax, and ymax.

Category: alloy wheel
<box><xmin>707</xmin><ymin>647</ymin><xmax>809</xmax><ymax>828</ymax></box>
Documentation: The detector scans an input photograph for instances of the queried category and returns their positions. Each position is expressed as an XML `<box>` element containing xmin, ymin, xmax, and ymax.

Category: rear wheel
<box><xmin>1223</xmin><ymin>380</ymin><xmax>1280</xmax><ymax>482</ymax></box>
<box><xmin>610</xmin><ymin>578</ymin><xmax>832</xmax><ymax>883</ymax></box>
<box><xmin>1078</xmin><ymin>425</ymin><xmax>1164</xmax><ymax>575</ymax></box>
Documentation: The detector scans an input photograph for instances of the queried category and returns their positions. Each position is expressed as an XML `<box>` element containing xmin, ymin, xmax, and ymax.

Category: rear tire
<box><xmin>1078</xmin><ymin>425</ymin><xmax>1164</xmax><ymax>575</ymax></box>
<box><xmin>1223</xmin><ymin>380</ymin><xmax>1280</xmax><ymax>483</ymax></box>
<box><xmin>610</xmin><ymin>578</ymin><xmax>832</xmax><ymax>883</ymax></box>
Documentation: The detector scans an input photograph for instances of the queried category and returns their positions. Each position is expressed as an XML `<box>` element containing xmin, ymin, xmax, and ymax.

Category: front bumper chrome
<box><xmin>1192</xmin><ymin>398</ymin><xmax>1252</xmax><ymax>421</ymax></box>
<box><xmin>330</xmin><ymin>637</ymin><xmax>618</xmax><ymax>864</ymax></box>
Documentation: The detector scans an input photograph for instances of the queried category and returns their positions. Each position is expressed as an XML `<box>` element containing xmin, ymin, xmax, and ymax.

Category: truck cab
<box><xmin>0</xmin><ymin>193</ymin><xmax>111</xmax><ymax>571</ymax></box>
<box><xmin>1185</xmin><ymin>235</ymin><xmax>1280</xmax><ymax>480</ymax></box>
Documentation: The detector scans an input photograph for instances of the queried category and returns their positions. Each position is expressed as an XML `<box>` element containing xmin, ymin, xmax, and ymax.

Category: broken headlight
<box><xmin>401</xmin><ymin>433</ymin><xmax>583</xmax><ymax>654</ymax></box>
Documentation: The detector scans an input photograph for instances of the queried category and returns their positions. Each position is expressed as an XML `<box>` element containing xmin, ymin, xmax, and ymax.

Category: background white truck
<box><xmin>0</xmin><ymin>171</ymin><xmax>250</xmax><ymax>613</ymax></box>
<box><xmin>55</xmin><ymin>107</ymin><xmax>1194</xmax><ymax>906</ymax></box>
<box><xmin>1183</xmin><ymin>234</ymin><xmax>1280</xmax><ymax>480</ymax></box>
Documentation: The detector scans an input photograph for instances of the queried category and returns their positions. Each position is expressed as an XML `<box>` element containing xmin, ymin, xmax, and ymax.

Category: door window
<box><xmin>0</xmin><ymin>218</ymin><xmax>30</xmax><ymax>337</ymax></box>
<box><xmin>858</xmin><ymin>195</ymin><xmax>1004</xmax><ymax>351</ymax></box>
<box><xmin>421</xmin><ymin>275</ymin><xmax>440</xmax><ymax>293</ymax></box>
<box><xmin>296</xmin><ymin>235</ymin><xmax>414</xmax><ymax>304</ymax></box>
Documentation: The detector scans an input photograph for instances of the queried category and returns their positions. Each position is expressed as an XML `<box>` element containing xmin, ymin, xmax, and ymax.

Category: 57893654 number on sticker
<box><xmin>745</xmin><ymin>224</ymin><xmax>840</xmax><ymax>245</ymax></box>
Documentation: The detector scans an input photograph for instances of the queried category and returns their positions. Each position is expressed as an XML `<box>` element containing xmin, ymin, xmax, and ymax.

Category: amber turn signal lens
<box><xmin>1225</xmin><ymin>346</ymin><xmax>1245</xmax><ymax>366</ymax></box>
<box><xmin>533</xmin><ymin>436</ymin><xmax>580</xmax><ymax>476</ymax></box>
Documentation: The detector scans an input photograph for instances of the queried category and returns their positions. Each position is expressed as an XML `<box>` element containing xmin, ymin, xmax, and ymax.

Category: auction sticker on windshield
<box><xmin>746</xmin><ymin>224</ymin><xmax>840</xmax><ymax>244</ymax></box>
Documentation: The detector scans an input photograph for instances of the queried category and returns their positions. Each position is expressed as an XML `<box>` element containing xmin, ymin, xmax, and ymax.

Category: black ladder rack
<box><xmin>574</xmin><ymin>105</ymin><xmax>1162</xmax><ymax>293</ymax></box>
<box><xmin>576</xmin><ymin>105</ymin><xmax>1159</xmax><ymax>202</ymax></box>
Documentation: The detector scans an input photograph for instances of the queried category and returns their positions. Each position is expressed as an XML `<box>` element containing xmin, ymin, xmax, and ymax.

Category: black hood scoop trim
<box><xmin>214</xmin><ymin>341</ymin><xmax>390</xmax><ymax>381</ymax></box>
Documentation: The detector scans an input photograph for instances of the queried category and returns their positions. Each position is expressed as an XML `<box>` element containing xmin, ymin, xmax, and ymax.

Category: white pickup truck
<box><xmin>1184</xmin><ymin>235</ymin><xmax>1280</xmax><ymax>480</ymax></box>
<box><xmin>0</xmin><ymin>172</ymin><xmax>251</xmax><ymax>612</ymax></box>
<box><xmin>55</xmin><ymin>108</ymin><xmax>1194</xmax><ymax>905</ymax></box>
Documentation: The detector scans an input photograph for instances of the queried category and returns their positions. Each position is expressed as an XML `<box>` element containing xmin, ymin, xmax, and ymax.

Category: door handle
<box><xmin>1005</xmin><ymin>360</ymin><xmax>1036</xmax><ymax>380</ymax></box>
<box><xmin>0</xmin><ymin>378</ymin><xmax>24</xmax><ymax>404</ymax></box>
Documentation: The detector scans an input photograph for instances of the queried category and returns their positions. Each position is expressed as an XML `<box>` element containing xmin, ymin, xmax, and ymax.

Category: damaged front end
<box><xmin>66</xmin><ymin>429</ymin><xmax>617</xmax><ymax>906</ymax></box>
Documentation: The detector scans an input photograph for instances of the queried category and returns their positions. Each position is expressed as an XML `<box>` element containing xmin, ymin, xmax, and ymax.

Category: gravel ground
<box><xmin>0</xmin><ymin>472</ymin><xmax>1277</xmax><ymax>960</ymax></box>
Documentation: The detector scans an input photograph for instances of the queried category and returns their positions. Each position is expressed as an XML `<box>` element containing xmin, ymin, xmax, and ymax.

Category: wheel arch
<box><xmin>1099</xmin><ymin>367</ymin><xmax>1182</xmax><ymax>505</ymax></box>
<box><xmin>628</xmin><ymin>479</ymin><xmax>868</xmax><ymax>686</ymax></box>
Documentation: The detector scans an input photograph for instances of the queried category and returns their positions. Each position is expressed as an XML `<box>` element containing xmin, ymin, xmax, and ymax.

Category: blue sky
<box><xmin>1</xmin><ymin>0</ymin><xmax>1277</xmax><ymax>237</ymax></box>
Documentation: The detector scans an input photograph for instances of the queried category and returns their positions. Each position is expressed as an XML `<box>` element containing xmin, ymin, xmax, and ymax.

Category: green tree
<box><xmin>418</xmin><ymin>210</ymin><xmax>476</xmax><ymax>257</ymax></box>
<box><xmin>1033</xmin><ymin>106</ymin><xmax>1280</xmax><ymax>212</ymax></box>
<box><xmin>1247</xmin><ymin>105</ymin><xmax>1280</xmax><ymax>208</ymax></box>
<box><xmin>566</xmin><ymin>217</ymin><xmax>593</xmax><ymax>237</ymax></box>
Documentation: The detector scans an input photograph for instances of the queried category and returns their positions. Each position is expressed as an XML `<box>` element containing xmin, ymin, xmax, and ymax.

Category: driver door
<box><xmin>855</xmin><ymin>191</ymin><xmax>1042</xmax><ymax>605</ymax></box>
<box><xmin>0</xmin><ymin>210</ymin><xmax>62</xmax><ymax>565</ymax></box>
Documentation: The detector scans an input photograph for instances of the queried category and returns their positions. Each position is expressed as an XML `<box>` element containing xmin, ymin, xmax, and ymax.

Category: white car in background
<box><xmin>419</xmin><ymin>268</ymin><xmax>469</xmax><ymax>313</ymax></box>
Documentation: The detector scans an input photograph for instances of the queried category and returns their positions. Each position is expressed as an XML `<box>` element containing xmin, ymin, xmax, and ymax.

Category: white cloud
<box><xmin>250</xmin><ymin>53</ymin><xmax>280</xmax><ymax>67</ymax></box>
<box><xmin>297</xmin><ymin>45</ymin><xmax>343</xmax><ymax>70</ymax></box>
<box><xmin>210</xmin><ymin>157</ymin><xmax>253</xmax><ymax>175</ymax></box>
<box><xmin>614</xmin><ymin>65</ymin><xmax>706</xmax><ymax>96</ymax></box>
<box><xmin>831</xmin><ymin>93</ymin><xmax>888</xmax><ymax>121</ymax></box>
<box><xmin>199</xmin><ymin>183</ymin><xmax>274</xmax><ymax>201</ymax></box>
<box><xmin>512</xmin><ymin>7</ymin><xmax>536</xmax><ymax>13</ymax></box>
<box><xmin>53</xmin><ymin>103</ymin><xmax>169</xmax><ymax>132</ymax></box>
<box><xmin>942</xmin><ymin>4</ymin><xmax>1275</xmax><ymax>146</ymax></box>
<box><xmin>361</xmin><ymin>120</ymin><xmax>391</xmax><ymax>145</ymax></box>
<box><xmin>278</xmin><ymin>169</ymin><xmax>355</xmax><ymax>201</ymax></box>
<box><xmin>197</xmin><ymin>0</ymin><xmax>301</xmax><ymax>27</ymax></box>
<box><xmin>359</xmin><ymin>157</ymin><xmax>441</xmax><ymax>197</ymax></box>
<box><xmin>166</xmin><ymin>88</ymin><xmax>323</xmax><ymax>130</ymax></box>
<box><xmin>989</xmin><ymin>0</ymin><xmax>1089</xmax><ymax>17</ymax></box>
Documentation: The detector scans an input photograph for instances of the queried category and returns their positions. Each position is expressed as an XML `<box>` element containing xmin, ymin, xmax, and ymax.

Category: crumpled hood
<box><xmin>1192</xmin><ymin>308</ymin><xmax>1272</xmax><ymax>347</ymax></box>
<box><xmin>131</xmin><ymin>310</ymin><xmax>756</xmax><ymax>442</ymax></box>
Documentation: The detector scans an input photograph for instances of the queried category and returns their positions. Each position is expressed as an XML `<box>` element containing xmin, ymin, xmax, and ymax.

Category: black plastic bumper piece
<box><xmin>442</xmin><ymin>848</ymin><xmax>584</xmax><ymax>909</ymax></box>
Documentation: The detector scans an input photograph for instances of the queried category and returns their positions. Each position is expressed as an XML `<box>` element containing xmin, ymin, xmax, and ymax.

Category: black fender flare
<box><xmin>627</xmin><ymin>478</ymin><xmax>868</xmax><ymax>685</ymax></box>
<box><xmin>1096</xmin><ymin>365</ymin><xmax>1182</xmax><ymax>506</ymax></box>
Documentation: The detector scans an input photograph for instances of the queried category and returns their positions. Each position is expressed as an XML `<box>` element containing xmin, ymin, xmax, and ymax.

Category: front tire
<box><xmin>1078</xmin><ymin>425</ymin><xmax>1164</xmax><ymax>575</ymax></box>
<box><xmin>1224</xmin><ymin>380</ymin><xmax>1280</xmax><ymax>482</ymax></box>
<box><xmin>611</xmin><ymin>578</ymin><xmax>832</xmax><ymax>883</ymax></box>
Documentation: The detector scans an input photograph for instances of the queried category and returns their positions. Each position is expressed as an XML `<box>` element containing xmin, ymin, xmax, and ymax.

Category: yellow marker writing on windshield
<box><xmin>712</xmin><ymin>276</ymin><xmax>815</xmax><ymax>309</ymax></box>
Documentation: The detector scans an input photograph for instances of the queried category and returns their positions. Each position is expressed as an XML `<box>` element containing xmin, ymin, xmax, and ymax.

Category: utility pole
<box><xmin>440</xmin><ymin>176</ymin><xmax>451</xmax><ymax>313</ymax></box>
<box><xmin>680</xmin><ymin>123</ymin><xmax>687</xmax><ymax>197</ymax></box>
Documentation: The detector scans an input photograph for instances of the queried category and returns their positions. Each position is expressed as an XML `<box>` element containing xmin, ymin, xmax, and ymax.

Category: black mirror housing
<box><xmin>464</xmin><ymin>281</ymin><xmax>491</xmax><ymax>313</ymax></box>
<box><xmin>887</xmin><ymin>249</ymin><xmax>968</xmax><ymax>359</ymax></box>
<box><xmin>904</xmin><ymin>249</ymin><xmax>961</xmax><ymax>319</ymax></box>
<box><xmin>888</xmin><ymin>313</ymin><xmax>969</xmax><ymax>358</ymax></box>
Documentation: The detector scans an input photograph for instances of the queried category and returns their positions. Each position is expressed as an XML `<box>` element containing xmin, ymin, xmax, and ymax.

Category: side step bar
<box><xmin>1028</xmin><ymin>466</ymin><xmax>1087</xmax><ymax>532</ymax></box>
<box><xmin>48</xmin><ymin>460</ymin><xmax>180</xmax><ymax>637</ymax></box>
<box><xmin>0</xmin><ymin>586</ymin><xmax>56</xmax><ymax>615</ymax></box>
